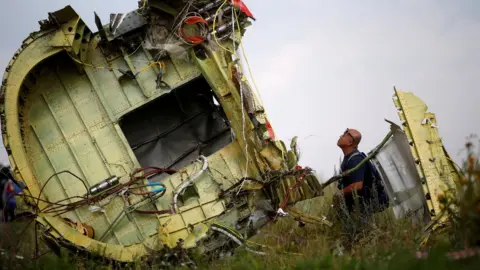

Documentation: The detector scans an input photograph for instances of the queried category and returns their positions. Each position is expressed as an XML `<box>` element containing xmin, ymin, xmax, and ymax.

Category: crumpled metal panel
<box><xmin>393</xmin><ymin>89</ymin><xmax>460</xmax><ymax>217</ymax></box>
<box><xmin>371</xmin><ymin>121</ymin><xmax>430</xmax><ymax>223</ymax></box>
<box><xmin>1</xmin><ymin>2</ymin><xmax>324</xmax><ymax>263</ymax></box>
<box><xmin>108</xmin><ymin>11</ymin><xmax>147</xmax><ymax>40</ymax></box>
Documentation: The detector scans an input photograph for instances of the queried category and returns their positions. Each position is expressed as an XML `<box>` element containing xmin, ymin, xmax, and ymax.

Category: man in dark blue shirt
<box><xmin>333</xmin><ymin>128</ymin><xmax>373</xmax><ymax>239</ymax></box>
<box><xmin>335</xmin><ymin>128</ymin><xmax>366</xmax><ymax>209</ymax></box>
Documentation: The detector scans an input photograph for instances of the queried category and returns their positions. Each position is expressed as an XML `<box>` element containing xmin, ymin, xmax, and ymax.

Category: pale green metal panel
<box><xmin>25</xmin><ymin>67</ymin><xmax>113</xmax><ymax>234</ymax></box>
<box><xmin>57</xmin><ymin>68</ymin><xmax>113</xmax><ymax>179</ymax></box>
<box><xmin>27</xmin><ymin>125</ymin><xmax>79</xmax><ymax>223</ymax></box>
<box><xmin>18</xmin><ymin>55</ymin><xmax>142</xmax><ymax>244</ymax></box>
<box><xmin>89</xmin><ymin>68</ymin><xmax>132</xmax><ymax>116</ymax></box>
<box><xmin>110</xmin><ymin>57</ymin><xmax>147</xmax><ymax>106</ymax></box>
<box><xmin>42</xmin><ymin>74</ymin><xmax>101</xmax><ymax>184</ymax></box>
<box><xmin>168</xmin><ymin>53</ymin><xmax>201</xmax><ymax>81</ymax></box>
<box><xmin>85</xmin><ymin>44</ymin><xmax>131</xmax><ymax>116</ymax></box>
<box><xmin>29</xmin><ymin>99</ymin><xmax>83</xmax><ymax>201</ymax></box>
<box><xmin>125</xmin><ymin>49</ymin><xmax>160</xmax><ymax>97</ymax></box>
<box><xmin>204</xmin><ymin>147</ymin><xmax>237</xmax><ymax>190</ymax></box>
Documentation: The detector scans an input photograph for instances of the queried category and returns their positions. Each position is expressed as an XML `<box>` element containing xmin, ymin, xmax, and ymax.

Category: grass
<box><xmin>196</xmin><ymin>186</ymin><xmax>423</xmax><ymax>270</ymax></box>
<box><xmin>2</xmin><ymin>141</ymin><xmax>480</xmax><ymax>269</ymax></box>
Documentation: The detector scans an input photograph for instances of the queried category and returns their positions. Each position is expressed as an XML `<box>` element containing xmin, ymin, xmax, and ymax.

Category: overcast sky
<box><xmin>0</xmin><ymin>1</ymin><xmax>479</xmax><ymax>179</ymax></box>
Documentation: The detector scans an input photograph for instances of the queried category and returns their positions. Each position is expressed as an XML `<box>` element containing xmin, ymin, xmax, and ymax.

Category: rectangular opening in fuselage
<box><xmin>119</xmin><ymin>76</ymin><xmax>234</xmax><ymax>175</ymax></box>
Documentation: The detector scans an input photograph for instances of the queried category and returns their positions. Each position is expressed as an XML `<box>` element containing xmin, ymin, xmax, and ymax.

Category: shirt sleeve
<box><xmin>342</xmin><ymin>155</ymin><xmax>366</xmax><ymax>187</ymax></box>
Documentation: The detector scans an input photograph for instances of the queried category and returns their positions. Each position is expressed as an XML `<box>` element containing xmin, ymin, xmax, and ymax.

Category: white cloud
<box><xmin>254</xmin><ymin>41</ymin><xmax>314</xmax><ymax>95</ymax></box>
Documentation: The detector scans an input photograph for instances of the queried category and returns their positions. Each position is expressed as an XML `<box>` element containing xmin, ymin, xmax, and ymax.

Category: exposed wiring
<box><xmin>64</xmin><ymin>51</ymin><xmax>114</xmax><ymax>71</ymax></box>
<box><xmin>134</xmin><ymin>209</ymin><xmax>172</xmax><ymax>215</ymax></box>
<box><xmin>211</xmin><ymin>7</ymin><xmax>268</xmax><ymax>136</ymax></box>
<box><xmin>136</xmin><ymin>61</ymin><xmax>166</xmax><ymax>75</ymax></box>
<box><xmin>139</xmin><ymin>0</ymin><xmax>148</xmax><ymax>10</ymax></box>
<box><xmin>35</xmin><ymin>170</ymin><xmax>89</xmax><ymax>212</ymax></box>
<box><xmin>125</xmin><ymin>42</ymin><xmax>144</xmax><ymax>58</ymax></box>
<box><xmin>212</xmin><ymin>5</ymin><xmax>277</xmax><ymax>189</ymax></box>
<box><xmin>278</xmin><ymin>171</ymin><xmax>309</xmax><ymax>210</ymax></box>
<box><xmin>40</xmin><ymin>166</ymin><xmax>175</xmax><ymax>218</ymax></box>
<box><xmin>235</xmin><ymin>70</ymin><xmax>249</xmax><ymax>195</ymax></box>
<box><xmin>233</xmin><ymin>8</ymin><xmax>266</xmax><ymax>113</ymax></box>
<box><xmin>177</xmin><ymin>15</ymin><xmax>209</xmax><ymax>45</ymax></box>
<box><xmin>153</xmin><ymin>0</ymin><xmax>195</xmax><ymax>61</ymax></box>
<box><xmin>128</xmin><ymin>182</ymin><xmax>166</xmax><ymax>196</ymax></box>
<box><xmin>212</xmin><ymin>0</ymin><xmax>236</xmax><ymax>55</ymax></box>
<box><xmin>36</xmin><ymin>166</ymin><xmax>176</xmax><ymax>216</ymax></box>
<box><xmin>172</xmin><ymin>156</ymin><xmax>208</xmax><ymax>213</ymax></box>
<box><xmin>209</xmin><ymin>2</ymin><xmax>251</xmax><ymax>193</ymax></box>
<box><xmin>69</xmin><ymin>48</ymin><xmax>165</xmax><ymax>79</ymax></box>
<box><xmin>52</xmin><ymin>14</ymin><xmax>165</xmax><ymax>83</ymax></box>
<box><xmin>231</xmin><ymin>5</ymin><xmax>249</xmax><ymax>186</ymax></box>
<box><xmin>226</xmin><ymin>6</ymin><xmax>249</xmax><ymax>195</ymax></box>
<box><xmin>17</xmin><ymin>193</ymin><xmax>71</xmax><ymax>207</ymax></box>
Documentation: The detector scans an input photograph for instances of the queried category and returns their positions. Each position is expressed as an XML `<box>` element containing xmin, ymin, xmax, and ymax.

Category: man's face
<box><xmin>337</xmin><ymin>128</ymin><xmax>355</xmax><ymax>147</ymax></box>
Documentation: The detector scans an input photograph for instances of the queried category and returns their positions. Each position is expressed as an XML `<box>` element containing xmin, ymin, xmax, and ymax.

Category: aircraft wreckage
<box><xmin>0</xmin><ymin>0</ymin><xmax>461</xmax><ymax>264</ymax></box>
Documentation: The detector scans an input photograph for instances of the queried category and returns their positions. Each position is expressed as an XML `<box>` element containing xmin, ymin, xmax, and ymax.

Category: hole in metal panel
<box><xmin>119</xmin><ymin>76</ymin><xmax>234</xmax><ymax>180</ymax></box>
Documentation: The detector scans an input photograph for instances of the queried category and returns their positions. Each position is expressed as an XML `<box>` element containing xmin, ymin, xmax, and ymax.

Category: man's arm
<box><xmin>340</xmin><ymin>155</ymin><xmax>366</xmax><ymax>196</ymax></box>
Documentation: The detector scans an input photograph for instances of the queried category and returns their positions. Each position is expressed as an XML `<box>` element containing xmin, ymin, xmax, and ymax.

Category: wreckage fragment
<box><xmin>392</xmin><ymin>88</ymin><xmax>459</xmax><ymax>219</ymax></box>
<box><xmin>0</xmin><ymin>0</ymin><xmax>324</xmax><ymax>263</ymax></box>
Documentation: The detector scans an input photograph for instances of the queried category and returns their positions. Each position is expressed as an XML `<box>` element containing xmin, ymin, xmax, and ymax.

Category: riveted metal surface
<box><xmin>394</xmin><ymin>89</ymin><xmax>459</xmax><ymax>217</ymax></box>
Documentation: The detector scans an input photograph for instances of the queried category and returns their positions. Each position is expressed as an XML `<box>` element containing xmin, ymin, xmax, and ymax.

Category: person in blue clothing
<box><xmin>333</xmin><ymin>128</ymin><xmax>388</xmax><ymax>241</ymax></box>
<box><xmin>1</xmin><ymin>165</ymin><xmax>24</xmax><ymax>222</ymax></box>
<box><xmin>334</xmin><ymin>128</ymin><xmax>367</xmax><ymax>212</ymax></box>
<box><xmin>2</xmin><ymin>179</ymin><xmax>17</xmax><ymax>222</ymax></box>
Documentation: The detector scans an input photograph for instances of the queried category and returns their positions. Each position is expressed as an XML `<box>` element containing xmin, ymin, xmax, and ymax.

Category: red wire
<box><xmin>22</xmin><ymin>167</ymin><xmax>175</xmax><ymax>220</ymax></box>
<box><xmin>133</xmin><ymin>167</ymin><xmax>177</xmax><ymax>179</ymax></box>
<box><xmin>178</xmin><ymin>16</ymin><xmax>208</xmax><ymax>45</ymax></box>
<box><xmin>279</xmin><ymin>173</ymin><xmax>307</xmax><ymax>210</ymax></box>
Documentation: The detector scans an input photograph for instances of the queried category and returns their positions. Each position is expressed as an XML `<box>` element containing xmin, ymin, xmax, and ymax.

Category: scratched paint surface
<box><xmin>394</xmin><ymin>89</ymin><xmax>459</xmax><ymax>217</ymax></box>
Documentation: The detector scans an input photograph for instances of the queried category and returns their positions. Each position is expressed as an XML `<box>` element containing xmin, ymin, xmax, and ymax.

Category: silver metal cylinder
<box><xmin>89</xmin><ymin>176</ymin><xmax>119</xmax><ymax>195</ymax></box>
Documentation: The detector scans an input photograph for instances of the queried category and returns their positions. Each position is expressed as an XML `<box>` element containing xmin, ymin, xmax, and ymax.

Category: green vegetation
<box><xmin>2</xmin><ymin>140</ymin><xmax>480</xmax><ymax>269</ymax></box>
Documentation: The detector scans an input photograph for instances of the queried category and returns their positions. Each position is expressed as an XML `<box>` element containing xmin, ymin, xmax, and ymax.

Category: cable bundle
<box><xmin>177</xmin><ymin>15</ymin><xmax>209</xmax><ymax>45</ymax></box>
<box><xmin>20</xmin><ymin>167</ymin><xmax>177</xmax><ymax>217</ymax></box>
